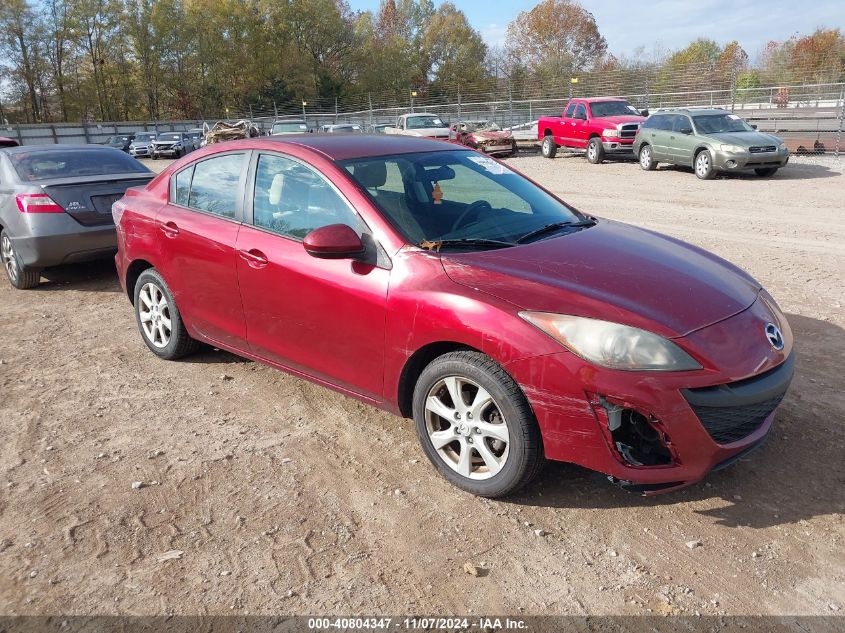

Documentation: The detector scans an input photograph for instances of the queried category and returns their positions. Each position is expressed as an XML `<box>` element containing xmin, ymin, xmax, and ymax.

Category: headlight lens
<box><xmin>519</xmin><ymin>312</ymin><xmax>702</xmax><ymax>371</ymax></box>
<box><xmin>778</xmin><ymin>142</ymin><xmax>788</xmax><ymax>151</ymax></box>
<box><xmin>603</xmin><ymin>129</ymin><xmax>619</xmax><ymax>138</ymax></box>
<box><xmin>720</xmin><ymin>144</ymin><xmax>746</xmax><ymax>153</ymax></box>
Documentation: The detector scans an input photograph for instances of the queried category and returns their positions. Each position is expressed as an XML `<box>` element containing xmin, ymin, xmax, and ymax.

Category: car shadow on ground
<box><xmin>36</xmin><ymin>259</ymin><xmax>121</xmax><ymax>293</ymax></box>
<box><xmin>657</xmin><ymin>162</ymin><xmax>842</xmax><ymax>180</ymax></box>
<box><xmin>187</xmin><ymin>346</ymin><xmax>252</xmax><ymax>364</ymax></box>
<box><xmin>506</xmin><ymin>313</ymin><xmax>845</xmax><ymax>530</ymax></box>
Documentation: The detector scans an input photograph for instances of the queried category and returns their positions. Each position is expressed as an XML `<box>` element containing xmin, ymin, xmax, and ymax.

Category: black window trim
<box><xmin>167</xmin><ymin>150</ymin><xmax>251</xmax><ymax>224</ymax></box>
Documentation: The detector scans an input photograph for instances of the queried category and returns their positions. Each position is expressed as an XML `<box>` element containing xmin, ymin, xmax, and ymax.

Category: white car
<box><xmin>385</xmin><ymin>114</ymin><xmax>450</xmax><ymax>139</ymax></box>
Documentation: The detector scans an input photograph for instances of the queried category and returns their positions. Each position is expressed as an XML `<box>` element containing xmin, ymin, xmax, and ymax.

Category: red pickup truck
<box><xmin>538</xmin><ymin>98</ymin><xmax>647</xmax><ymax>163</ymax></box>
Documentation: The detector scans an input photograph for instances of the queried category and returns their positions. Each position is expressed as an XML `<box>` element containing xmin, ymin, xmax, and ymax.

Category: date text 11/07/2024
<box><xmin>307</xmin><ymin>617</ymin><xmax>528</xmax><ymax>630</ymax></box>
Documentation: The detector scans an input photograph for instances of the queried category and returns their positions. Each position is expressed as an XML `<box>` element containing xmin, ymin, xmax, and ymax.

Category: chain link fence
<box><xmin>7</xmin><ymin>60</ymin><xmax>845</xmax><ymax>161</ymax></box>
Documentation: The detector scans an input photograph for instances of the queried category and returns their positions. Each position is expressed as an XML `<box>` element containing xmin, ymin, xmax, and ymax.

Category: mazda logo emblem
<box><xmin>765</xmin><ymin>322</ymin><xmax>784</xmax><ymax>350</ymax></box>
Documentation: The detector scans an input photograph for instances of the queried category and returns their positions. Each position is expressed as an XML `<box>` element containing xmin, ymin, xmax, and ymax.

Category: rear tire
<box><xmin>541</xmin><ymin>135</ymin><xmax>557</xmax><ymax>159</ymax></box>
<box><xmin>639</xmin><ymin>144</ymin><xmax>657</xmax><ymax>171</ymax></box>
<box><xmin>412</xmin><ymin>350</ymin><xmax>544</xmax><ymax>498</ymax></box>
<box><xmin>695</xmin><ymin>150</ymin><xmax>716</xmax><ymax>180</ymax></box>
<box><xmin>754</xmin><ymin>167</ymin><xmax>778</xmax><ymax>177</ymax></box>
<box><xmin>1</xmin><ymin>230</ymin><xmax>40</xmax><ymax>289</ymax></box>
<box><xmin>586</xmin><ymin>137</ymin><xmax>605</xmax><ymax>164</ymax></box>
<box><xmin>133</xmin><ymin>268</ymin><xmax>200</xmax><ymax>360</ymax></box>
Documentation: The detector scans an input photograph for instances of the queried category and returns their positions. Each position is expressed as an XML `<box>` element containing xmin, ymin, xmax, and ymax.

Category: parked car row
<box><xmin>0</xmin><ymin>134</ymin><xmax>794</xmax><ymax>500</ymax></box>
<box><xmin>538</xmin><ymin>98</ymin><xmax>790</xmax><ymax>179</ymax></box>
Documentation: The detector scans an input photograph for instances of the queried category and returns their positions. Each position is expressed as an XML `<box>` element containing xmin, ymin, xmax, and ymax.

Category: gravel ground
<box><xmin>0</xmin><ymin>153</ymin><xmax>843</xmax><ymax>617</ymax></box>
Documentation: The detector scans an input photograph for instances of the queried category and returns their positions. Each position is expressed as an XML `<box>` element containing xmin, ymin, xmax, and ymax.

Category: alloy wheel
<box><xmin>424</xmin><ymin>375</ymin><xmax>510</xmax><ymax>480</ymax></box>
<box><xmin>1</xmin><ymin>235</ymin><xmax>18</xmax><ymax>283</ymax></box>
<box><xmin>696</xmin><ymin>152</ymin><xmax>710</xmax><ymax>177</ymax></box>
<box><xmin>640</xmin><ymin>146</ymin><xmax>651</xmax><ymax>168</ymax></box>
<box><xmin>138</xmin><ymin>282</ymin><xmax>172</xmax><ymax>348</ymax></box>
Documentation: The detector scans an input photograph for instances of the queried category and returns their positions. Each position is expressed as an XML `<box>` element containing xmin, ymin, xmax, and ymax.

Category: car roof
<box><xmin>249</xmin><ymin>135</ymin><xmax>459</xmax><ymax>161</ymax></box>
<box><xmin>654</xmin><ymin>108</ymin><xmax>729</xmax><ymax>116</ymax></box>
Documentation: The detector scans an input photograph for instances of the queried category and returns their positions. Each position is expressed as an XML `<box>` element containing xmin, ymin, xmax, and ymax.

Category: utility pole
<box><xmin>836</xmin><ymin>88</ymin><xmax>844</xmax><ymax>159</ymax></box>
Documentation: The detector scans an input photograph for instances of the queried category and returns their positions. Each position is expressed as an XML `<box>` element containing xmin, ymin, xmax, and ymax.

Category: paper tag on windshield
<box><xmin>468</xmin><ymin>156</ymin><xmax>512</xmax><ymax>175</ymax></box>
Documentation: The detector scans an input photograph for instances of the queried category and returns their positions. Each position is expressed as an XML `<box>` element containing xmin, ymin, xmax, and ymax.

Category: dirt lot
<box><xmin>0</xmin><ymin>153</ymin><xmax>843</xmax><ymax>617</ymax></box>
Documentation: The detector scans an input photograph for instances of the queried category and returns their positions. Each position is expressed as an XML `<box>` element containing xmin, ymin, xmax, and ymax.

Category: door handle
<box><xmin>238</xmin><ymin>248</ymin><xmax>268</xmax><ymax>268</ymax></box>
<box><xmin>159</xmin><ymin>221</ymin><xmax>179</xmax><ymax>238</ymax></box>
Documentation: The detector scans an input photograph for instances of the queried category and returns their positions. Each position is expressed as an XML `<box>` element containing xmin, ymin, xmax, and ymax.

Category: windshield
<box><xmin>272</xmin><ymin>122</ymin><xmax>308</xmax><ymax>133</ymax></box>
<box><xmin>692</xmin><ymin>113</ymin><xmax>754</xmax><ymax>134</ymax></box>
<box><xmin>589</xmin><ymin>101</ymin><xmax>640</xmax><ymax>117</ymax></box>
<box><xmin>158</xmin><ymin>133</ymin><xmax>181</xmax><ymax>141</ymax></box>
<box><xmin>407</xmin><ymin>116</ymin><xmax>444</xmax><ymax>129</ymax></box>
<box><xmin>10</xmin><ymin>149</ymin><xmax>151</xmax><ymax>182</ymax></box>
<box><xmin>342</xmin><ymin>150</ymin><xmax>586</xmax><ymax>248</ymax></box>
<box><xmin>134</xmin><ymin>133</ymin><xmax>155</xmax><ymax>143</ymax></box>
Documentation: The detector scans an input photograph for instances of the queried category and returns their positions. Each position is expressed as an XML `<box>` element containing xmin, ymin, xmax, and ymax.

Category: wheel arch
<box><xmin>694</xmin><ymin>144</ymin><xmax>711</xmax><ymax>159</ymax></box>
<box><xmin>397</xmin><ymin>341</ymin><xmax>482</xmax><ymax>418</ymax></box>
<box><xmin>542</xmin><ymin>128</ymin><xmax>553</xmax><ymax>137</ymax></box>
<box><xmin>588</xmin><ymin>132</ymin><xmax>601</xmax><ymax>139</ymax></box>
<box><xmin>125</xmin><ymin>258</ymin><xmax>155</xmax><ymax>305</ymax></box>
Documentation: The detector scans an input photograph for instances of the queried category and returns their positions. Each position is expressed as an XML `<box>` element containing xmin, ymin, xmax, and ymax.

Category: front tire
<box><xmin>541</xmin><ymin>135</ymin><xmax>557</xmax><ymax>159</ymax></box>
<box><xmin>586</xmin><ymin>137</ymin><xmax>605</xmax><ymax>164</ymax></box>
<box><xmin>133</xmin><ymin>268</ymin><xmax>200</xmax><ymax>360</ymax></box>
<box><xmin>412</xmin><ymin>351</ymin><xmax>544</xmax><ymax>498</ymax></box>
<box><xmin>695</xmin><ymin>150</ymin><xmax>716</xmax><ymax>180</ymax></box>
<box><xmin>755</xmin><ymin>167</ymin><xmax>778</xmax><ymax>177</ymax></box>
<box><xmin>639</xmin><ymin>144</ymin><xmax>657</xmax><ymax>171</ymax></box>
<box><xmin>1</xmin><ymin>230</ymin><xmax>40</xmax><ymax>289</ymax></box>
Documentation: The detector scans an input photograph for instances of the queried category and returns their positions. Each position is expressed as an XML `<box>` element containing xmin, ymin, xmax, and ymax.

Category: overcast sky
<box><xmin>348</xmin><ymin>0</ymin><xmax>845</xmax><ymax>61</ymax></box>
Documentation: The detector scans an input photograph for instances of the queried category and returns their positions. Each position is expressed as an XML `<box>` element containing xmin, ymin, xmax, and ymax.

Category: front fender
<box><xmin>382</xmin><ymin>249</ymin><xmax>561</xmax><ymax>410</ymax></box>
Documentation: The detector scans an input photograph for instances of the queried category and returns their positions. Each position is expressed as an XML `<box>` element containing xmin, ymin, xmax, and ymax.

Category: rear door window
<box><xmin>174</xmin><ymin>165</ymin><xmax>194</xmax><ymax>207</ymax></box>
<box><xmin>185</xmin><ymin>153</ymin><xmax>245</xmax><ymax>219</ymax></box>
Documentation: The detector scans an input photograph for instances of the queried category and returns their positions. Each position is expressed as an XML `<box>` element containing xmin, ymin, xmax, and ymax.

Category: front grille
<box><xmin>688</xmin><ymin>393</ymin><xmax>784</xmax><ymax>444</ymax></box>
<box><xmin>749</xmin><ymin>145</ymin><xmax>777</xmax><ymax>153</ymax></box>
<box><xmin>620</xmin><ymin>124</ymin><xmax>639</xmax><ymax>139</ymax></box>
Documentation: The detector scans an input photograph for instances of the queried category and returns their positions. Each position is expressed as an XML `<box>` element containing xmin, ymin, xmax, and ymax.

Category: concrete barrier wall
<box><xmin>3</xmin><ymin>121</ymin><xmax>207</xmax><ymax>146</ymax></box>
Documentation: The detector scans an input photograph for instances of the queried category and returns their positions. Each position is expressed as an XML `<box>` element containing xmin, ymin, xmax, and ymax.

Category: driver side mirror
<box><xmin>303</xmin><ymin>224</ymin><xmax>365</xmax><ymax>259</ymax></box>
<box><xmin>640</xmin><ymin>109</ymin><xmax>650</xmax><ymax>117</ymax></box>
<box><xmin>679</xmin><ymin>126</ymin><xmax>693</xmax><ymax>135</ymax></box>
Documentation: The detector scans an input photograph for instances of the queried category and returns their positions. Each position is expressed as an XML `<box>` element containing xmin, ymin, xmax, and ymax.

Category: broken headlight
<box><xmin>519</xmin><ymin>312</ymin><xmax>702</xmax><ymax>371</ymax></box>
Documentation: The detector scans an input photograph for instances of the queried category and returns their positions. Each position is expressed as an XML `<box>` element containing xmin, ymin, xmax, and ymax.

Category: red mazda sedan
<box><xmin>114</xmin><ymin>135</ymin><xmax>793</xmax><ymax>497</ymax></box>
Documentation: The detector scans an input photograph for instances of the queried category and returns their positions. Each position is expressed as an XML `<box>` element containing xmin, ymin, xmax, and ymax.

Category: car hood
<box><xmin>407</xmin><ymin>127</ymin><xmax>451</xmax><ymax>137</ymax></box>
<box><xmin>440</xmin><ymin>220</ymin><xmax>760</xmax><ymax>338</ymax></box>
<box><xmin>705</xmin><ymin>131</ymin><xmax>782</xmax><ymax>146</ymax></box>
<box><xmin>472</xmin><ymin>130</ymin><xmax>513</xmax><ymax>141</ymax></box>
<box><xmin>595</xmin><ymin>114</ymin><xmax>646</xmax><ymax>126</ymax></box>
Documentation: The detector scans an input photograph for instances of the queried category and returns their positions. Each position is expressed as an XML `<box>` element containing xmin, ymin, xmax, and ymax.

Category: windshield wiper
<box><xmin>420</xmin><ymin>238</ymin><xmax>515</xmax><ymax>251</ymax></box>
<box><xmin>515</xmin><ymin>219</ymin><xmax>596</xmax><ymax>244</ymax></box>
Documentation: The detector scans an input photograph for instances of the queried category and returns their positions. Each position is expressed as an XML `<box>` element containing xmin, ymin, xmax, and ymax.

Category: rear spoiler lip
<box><xmin>33</xmin><ymin>173</ymin><xmax>155</xmax><ymax>188</ymax></box>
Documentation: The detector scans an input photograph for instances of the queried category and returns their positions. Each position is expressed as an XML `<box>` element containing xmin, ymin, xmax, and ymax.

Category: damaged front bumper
<box><xmin>503</xmin><ymin>308</ymin><xmax>794</xmax><ymax>495</ymax></box>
